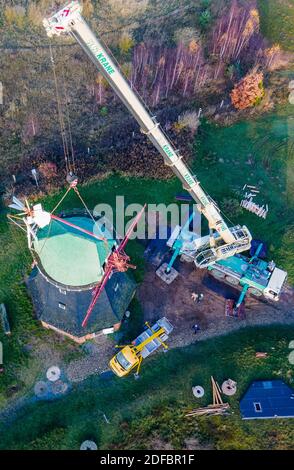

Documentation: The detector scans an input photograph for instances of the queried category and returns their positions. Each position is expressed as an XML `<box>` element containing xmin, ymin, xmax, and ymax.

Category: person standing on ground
<box><xmin>192</xmin><ymin>324</ymin><xmax>200</xmax><ymax>334</ymax></box>
<box><xmin>191</xmin><ymin>292</ymin><xmax>199</xmax><ymax>302</ymax></box>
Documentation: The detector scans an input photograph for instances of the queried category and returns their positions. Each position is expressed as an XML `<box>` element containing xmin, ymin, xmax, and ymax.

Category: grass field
<box><xmin>0</xmin><ymin>324</ymin><xmax>293</xmax><ymax>450</ymax></box>
<box><xmin>0</xmin><ymin>0</ymin><xmax>293</xmax><ymax>451</ymax></box>
<box><xmin>1</xmin><ymin>101</ymin><xmax>293</xmax><ymax>408</ymax></box>
<box><xmin>258</xmin><ymin>0</ymin><xmax>294</xmax><ymax>52</ymax></box>
<box><xmin>193</xmin><ymin>103</ymin><xmax>294</xmax><ymax>280</ymax></box>
<box><xmin>0</xmin><ymin>97</ymin><xmax>294</xmax><ymax>448</ymax></box>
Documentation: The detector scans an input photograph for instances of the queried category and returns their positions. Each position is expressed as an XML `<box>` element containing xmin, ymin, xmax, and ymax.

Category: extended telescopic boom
<box><xmin>43</xmin><ymin>1</ymin><xmax>252</xmax><ymax>267</ymax></box>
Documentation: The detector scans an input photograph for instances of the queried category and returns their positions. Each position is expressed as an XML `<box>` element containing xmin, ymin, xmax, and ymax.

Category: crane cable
<box><xmin>49</xmin><ymin>41</ymin><xmax>71</xmax><ymax>175</ymax></box>
<box><xmin>41</xmin><ymin>40</ymin><xmax>110</xmax><ymax>248</ymax></box>
<box><xmin>59</xmin><ymin>46</ymin><xmax>76</xmax><ymax>174</ymax></box>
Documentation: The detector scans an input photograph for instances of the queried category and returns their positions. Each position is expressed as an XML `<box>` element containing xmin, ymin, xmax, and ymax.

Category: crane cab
<box><xmin>110</xmin><ymin>346</ymin><xmax>139</xmax><ymax>377</ymax></box>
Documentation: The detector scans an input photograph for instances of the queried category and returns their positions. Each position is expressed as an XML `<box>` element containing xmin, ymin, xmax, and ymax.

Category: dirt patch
<box><xmin>138</xmin><ymin>259</ymin><xmax>294</xmax><ymax>349</ymax></box>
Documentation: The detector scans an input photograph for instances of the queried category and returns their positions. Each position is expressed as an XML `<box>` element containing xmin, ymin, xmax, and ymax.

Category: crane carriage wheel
<box><xmin>209</xmin><ymin>269</ymin><xmax>225</xmax><ymax>280</ymax></box>
<box><xmin>225</xmin><ymin>275</ymin><xmax>239</xmax><ymax>286</ymax></box>
<box><xmin>248</xmin><ymin>287</ymin><xmax>263</xmax><ymax>297</ymax></box>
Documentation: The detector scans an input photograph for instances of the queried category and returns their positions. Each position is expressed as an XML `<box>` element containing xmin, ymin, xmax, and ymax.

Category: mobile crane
<box><xmin>43</xmin><ymin>0</ymin><xmax>251</xmax><ymax>269</ymax></box>
<box><xmin>43</xmin><ymin>1</ymin><xmax>287</xmax><ymax>304</ymax></box>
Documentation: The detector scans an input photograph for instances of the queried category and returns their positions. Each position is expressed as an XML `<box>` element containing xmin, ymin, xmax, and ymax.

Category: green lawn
<box><xmin>0</xmin><ymin>208</ymin><xmax>40</xmax><ymax>405</ymax></box>
<box><xmin>0</xmin><ymin>325</ymin><xmax>293</xmax><ymax>450</ymax></box>
<box><xmin>1</xmin><ymin>102</ymin><xmax>293</xmax><ymax>408</ymax></box>
<box><xmin>258</xmin><ymin>0</ymin><xmax>294</xmax><ymax>51</ymax></box>
<box><xmin>192</xmin><ymin>103</ymin><xmax>294</xmax><ymax>280</ymax></box>
<box><xmin>1</xmin><ymin>100</ymin><xmax>294</xmax><ymax>446</ymax></box>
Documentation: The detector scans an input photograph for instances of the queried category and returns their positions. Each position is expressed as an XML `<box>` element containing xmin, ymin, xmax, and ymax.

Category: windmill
<box><xmin>8</xmin><ymin>191</ymin><xmax>145</xmax><ymax>334</ymax></box>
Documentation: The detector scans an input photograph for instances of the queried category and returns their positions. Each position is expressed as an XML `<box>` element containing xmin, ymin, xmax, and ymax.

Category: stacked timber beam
<box><xmin>185</xmin><ymin>376</ymin><xmax>230</xmax><ymax>417</ymax></box>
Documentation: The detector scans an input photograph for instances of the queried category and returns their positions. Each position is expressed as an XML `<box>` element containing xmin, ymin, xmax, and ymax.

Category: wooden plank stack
<box><xmin>185</xmin><ymin>376</ymin><xmax>231</xmax><ymax>417</ymax></box>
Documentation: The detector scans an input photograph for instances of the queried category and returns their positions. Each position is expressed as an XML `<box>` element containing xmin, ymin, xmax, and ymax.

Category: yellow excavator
<box><xmin>109</xmin><ymin>317</ymin><xmax>173</xmax><ymax>377</ymax></box>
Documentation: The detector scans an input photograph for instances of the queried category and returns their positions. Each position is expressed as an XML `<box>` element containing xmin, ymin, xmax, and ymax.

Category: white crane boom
<box><xmin>43</xmin><ymin>1</ymin><xmax>252</xmax><ymax>267</ymax></box>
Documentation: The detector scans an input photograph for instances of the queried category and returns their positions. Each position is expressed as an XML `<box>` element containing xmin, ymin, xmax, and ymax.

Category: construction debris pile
<box><xmin>185</xmin><ymin>376</ymin><xmax>231</xmax><ymax>417</ymax></box>
<box><xmin>240</xmin><ymin>184</ymin><xmax>268</xmax><ymax>219</ymax></box>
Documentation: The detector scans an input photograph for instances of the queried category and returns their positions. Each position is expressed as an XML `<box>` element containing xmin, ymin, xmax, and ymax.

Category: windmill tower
<box><xmin>8</xmin><ymin>196</ymin><xmax>137</xmax><ymax>343</ymax></box>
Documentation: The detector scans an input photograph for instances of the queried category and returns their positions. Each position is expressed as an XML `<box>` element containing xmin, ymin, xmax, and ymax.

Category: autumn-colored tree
<box><xmin>27</xmin><ymin>3</ymin><xmax>42</xmax><ymax>27</ymax></box>
<box><xmin>95</xmin><ymin>74</ymin><xmax>106</xmax><ymax>105</ymax></box>
<box><xmin>38</xmin><ymin>162</ymin><xmax>58</xmax><ymax>179</ymax></box>
<box><xmin>264</xmin><ymin>44</ymin><xmax>281</xmax><ymax>70</ymax></box>
<box><xmin>230</xmin><ymin>71</ymin><xmax>264</xmax><ymax>110</ymax></box>
<box><xmin>188</xmin><ymin>39</ymin><xmax>200</xmax><ymax>54</ymax></box>
<box><xmin>82</xmin><ymin>0</ymin><xmax>94</xmax><ymax>18</ymax></box>
<box><xmin>4</xmin><ymin>5</ymin><xmax>26</xmax><ymax>28</ymax></box>
<box><xmin>119</xmin><ymin>33</ymin><xmax>135</xmax><ymax>54</ymax></box>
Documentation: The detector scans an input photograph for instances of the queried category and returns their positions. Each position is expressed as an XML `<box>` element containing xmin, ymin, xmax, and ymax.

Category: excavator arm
<box><xmin>43</xmin><ymin>1</ymin><xmax>252</xmax><ymax>267</ymax></box>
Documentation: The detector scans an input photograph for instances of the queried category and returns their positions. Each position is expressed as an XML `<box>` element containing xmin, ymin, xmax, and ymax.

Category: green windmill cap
<box><xmin>33</xmin><ymin>216</ymin><xmax>116</xmax><ymax>287</ymax></box>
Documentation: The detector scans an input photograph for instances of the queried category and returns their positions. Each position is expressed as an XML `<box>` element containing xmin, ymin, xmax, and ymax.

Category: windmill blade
<box><xmin>12</xmin><ymin>196</ymin><xmax>26</xmax><ymax>210</ymax></box>
<box><xmin>9</xmin><ymin>197</ymin><xmax>26</xmax><ymax>212</ymax></box>
<box><xmin>8</xmin><ymin>203</ymin><xmax>26</xmax><ymax>211</ymax></box>
<box><xmin>25</xmin><ymin>198</ymin><xmax>31</xmax><ymax>212</ymax></box>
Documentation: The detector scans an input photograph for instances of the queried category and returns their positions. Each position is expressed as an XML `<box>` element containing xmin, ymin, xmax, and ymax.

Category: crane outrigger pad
<box><xmin>156</xmin><ymin>263</ymin><xmax>179</xmax><ymax>284</ymax></box>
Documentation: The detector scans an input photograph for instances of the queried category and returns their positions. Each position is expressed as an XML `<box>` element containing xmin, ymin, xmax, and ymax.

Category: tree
<box><xmin>38</xmin><ymin>162</ymin><xmax>57</xmax><ymax>179</ymax></box>
<box><xmin>4</xmin><ymin>5</ymin><xmax>26</xmax><ymax>28</ymax></box>
<box><xmin>230</xmin><ymin>71</ymin><xmax>264</xmax><ymax>110</ymax></box>
<box><xmin>119</xmin><ymin>33</ymin><xmax>134</xmax><ymax>54</ymax></box>
<box><xmin>173</xmin><ymin>27</ymin><xmax>201</xmax><ymax>48</ymax></box>
<box><xmin>98</xmin><ymin>0</ymin><xmax>148</xmax><ymax>36</ymax></box>
<box><xmin>199</xmin><ymin>9</ymin><xmax>212</xmax><ymax>31</ymax></box>
<box><xmin>175</xmin><ymin>111</ymin><xmax>200</xmax><ymax>134</ymax></box>
<box><xmin>82</xmin><ymin>0</ymin><xmax>94</xmax><ymax>18</ymax></box>
<box><xmin>264</xmin><ymin>44</ymin><xmax>281</xmax><ymax>70</ymax></box>
<box><xmin>211</xmin><ymin>1</ymin><xmax>261</xmax><ymax>78</ymax></box>
<box><xmin>95</xmin><ymin>74</ymin><xmax>106</xmax><ymax>105</ymax></box>
<box><xmin>27</xmin><ymin>3</ymin><xmax>42</xmax><ymax>27</ymax></box>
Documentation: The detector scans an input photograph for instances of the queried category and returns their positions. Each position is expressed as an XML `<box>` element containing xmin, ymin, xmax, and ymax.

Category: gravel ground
<box><xmin>65</xmin><ymin>335</ymin><xmax>114</xmax><ymax>383</ymax></box>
